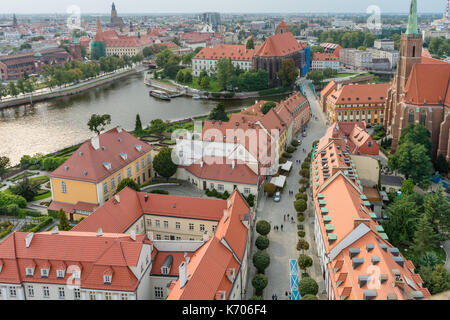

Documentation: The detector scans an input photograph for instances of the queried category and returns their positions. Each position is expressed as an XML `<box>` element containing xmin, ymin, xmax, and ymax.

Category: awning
<box><xmin>270</xmin><ymin>175</ymin><xmax>286</xmax><ymax>188</ymax></box>
<box><xmin>280</xmin><ymin>161</ymin><xmax>293</xmax><ymax>172</ymax></box>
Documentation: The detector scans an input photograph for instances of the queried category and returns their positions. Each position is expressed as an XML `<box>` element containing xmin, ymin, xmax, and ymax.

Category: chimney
<box><xmin>25</xmin><ymin>232</ymin><xmax>34</xmax><ymax>248</ymax></box>
<box><xmin>179</xmin><ymin>261</ymin><xmax>188</xmax><ymax>289</ymax></box>
<box><xmin>200</xmin><ymin>161</ymin><xmax>204</xmax><ymax>168</ymax></box>
<box><xmin>114</xmin><ymin>194</ymin><xmax>120</xmax><ymax>203</ymax></box>
<box><xmin>51</xmin><ymin>226</ymin><xmax>59</xmax><ymax>235</ymax></box>
<box><xmin>96</xmin><ymin>228</ymin><xmax>103</xmax><ymax>237</ymax></box>
<box><xmin>91</xmin><ymin>136</ymin><xmax>100</xmax><ymax>150</ymax></box>
<box><xmin>117</xmin><ymin>126</ymin><xmax>123</xmax><ymax>133</ymax></box>
<box><xmin>232</xmin><ymin>160</ymin><xmax>235</xmax><ymax>170</ymax></box>
<box><xmin>130</xmin><ymin>230</ymin><xmax>136</xmax><ymax>241</ymax></box>
<box><xmin>144</xmin><ymin>194</ymin><xmax>149</xmax><ymax>202</ymax></box>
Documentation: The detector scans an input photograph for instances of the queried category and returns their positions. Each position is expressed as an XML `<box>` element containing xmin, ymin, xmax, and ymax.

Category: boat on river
<box><xmin>149</xmin><ymin>90</ymin><xmax>171</xmax><ymax>101</ymax></box>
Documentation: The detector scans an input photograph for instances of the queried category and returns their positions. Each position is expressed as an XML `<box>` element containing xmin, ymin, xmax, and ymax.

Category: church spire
<box><xmin>96</xmin><ymin>16</ymin><xmax>102</xmax><ymax>33</ymax></box>
<box><xmin>406</xmin><ymin>0</ymin><xmax>419</xmax><ymax>34</ymax></box>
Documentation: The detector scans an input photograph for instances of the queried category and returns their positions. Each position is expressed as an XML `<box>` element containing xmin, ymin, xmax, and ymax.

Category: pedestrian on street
<box><xmin>272</xmin><ymin>294</ymin><xmax>275</xmax><ymax>300</ymax></box>
<box><xmin>285</xmin><ymin>291</ymin><xmax>288</xmax><ymax>297</ymax></box>
<box><xmin>287</xmin><ymin>214</ymin><xmax>290</xmax><ymax>219</ymax></box>
<box><xmin>283</xmin><ymin>215</ymin><xmax>286</xmax><ymax>221</ymax></box>
<box><xmin>281</xmin><ymin>224</ymin><xmax>283</xmax><ymax>231</ymax></box>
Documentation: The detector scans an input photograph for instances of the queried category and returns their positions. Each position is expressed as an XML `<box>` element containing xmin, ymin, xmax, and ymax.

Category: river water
<box><xmin>0</xmin><ymin>72</ymin><xmax>257</xmax><ymax>165</ymax></box>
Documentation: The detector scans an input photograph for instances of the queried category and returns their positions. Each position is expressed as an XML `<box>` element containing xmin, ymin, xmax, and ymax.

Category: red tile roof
<box><xmin>0</xmin><ymin>231</ymin><xmax>149</xmax><ymax>291</ymax></box>
<box><xmin>256</xmin><ymin>32</ymin><xmax>304</xmax><ymax>57</ymax></box>
<box><xmin>50</xmin><ymin>127</ymin><xmax>152</xmax><ymax>183</ymax></box>
<box><xmin>194</xmin><ymin>45</ymin><xmax>255</xmax><ymax>61</ymax></box>
<box><xmin>313</xmin><ymin>52</ymin><xmax>339</xmax><ymax>61</ymax></box>
<box><xmin>328</xmin><ymin>83</ymin><xmax>390</xmax><ymax>106</ymax></box>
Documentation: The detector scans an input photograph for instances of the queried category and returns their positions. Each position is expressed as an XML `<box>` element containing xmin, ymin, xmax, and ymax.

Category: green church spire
<box><xmin>406</xmin><ymin>0</ymin><xmax>419</xmax><ymax>34</ymax></box>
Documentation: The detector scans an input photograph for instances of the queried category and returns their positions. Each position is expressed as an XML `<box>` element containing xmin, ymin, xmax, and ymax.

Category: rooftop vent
<box><xmin>393</xmin><ymin>256</ymin><xmax>405</xmax><ymax>267</ymax></box>
<box><xmin>96</xmin><ymin>228</ymin><xmax>103</xmax><ymax>237</ymax></box>
<box><xmin>364</xmin><ymin>290</ymin><xmax>377</xmax><ymax>300</ymax></box>
<box><xmin>387</xmin><ymin>293</ymin><xmax>398</xmax><ymax>300</ymax></box>
<box><xmin>82</xmin><ymin>170</ymin><xmax>88</xmax><ymax>176</ymax></box>
<box><xmin>380</xmin><ymin>274</ymin><xmax>389</xmax><ymax>283</ymax></box>
<box><xmin>372</xmin><ymin>256</ymin><xmax>380</xmax><ymax>265</ymax></box>
<box><xmin>101</xmin><ymin>146</ymin><xmax>107</xmax><ymax>151</ymax></box>
<box><xmin>388</xmin><ymin>248</ymin><xmax>400</xmax><ymax>256</ymax></box>
<box><xmin>358</xmin><ymin>275</ymin><xmax>369</xmax><ymax>287</ymax></box>
<box><xmin>134</xmin><ymin>144</ymin><xmax>142</xmax><ymax>152</ymax></box>
<box><xmin>78</xmin><ymin>152</ymin><xmax>83</xmax><ymax>156</ymax></box>
<box><xmin>352</xmin><ymin>258</ymin><xmax>364</xmax><ymax>269</ymax></box>
<box><xmin>120</xmin><ymin>153</ymin><xmax>128</xmax><ymax>161</ymax></box>
<box><xmin>64</xmin><ymin>165</ymin><xmax>69</xmax><ymax>171</ymax></box>
<box><xmin>349</xmin><ymin>248</ymin><xmax>361</xmax><ymax>259</ymax></box>
<box><xmin>51</xmin><ymin>226</ymin><xmax>59</xmax><ymax>235</ymax></box>
<box><xmin>25</xmin><ymin>232</ymin><xmax>34</xmax><ymax>248</ymax></box>
<box><xmin>366</xmin><ymin>244</ymin><xmax>374</xmax><ymax>252</ymax></box>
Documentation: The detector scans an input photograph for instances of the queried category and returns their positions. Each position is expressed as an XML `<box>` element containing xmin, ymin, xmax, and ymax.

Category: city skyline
<box><xmin>0</xmin><ymin>0</ymin><xmax>447</xmax><ymax>14</ymax></box>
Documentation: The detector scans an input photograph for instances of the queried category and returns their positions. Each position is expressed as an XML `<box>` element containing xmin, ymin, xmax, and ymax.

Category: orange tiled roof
<box><xmin>328</xmin><ymin>83</ymin><xmax>390</xmax><ymax>106</ymax></box>
<box><xmin>256</xmin><ymin>32</ymin><xmax>304</xmax><ymax>57</ymax></box>
<box><xmin>313</xmin><ymin>52</ymin><xmax>339</xmax><ymax>61</ymax></box>
<box><xmin>50</xmin><ymin>127</ymin><xmax>152</xmax><ymax>184</ymax></box>
<box><xmin>194</xmin><ymin>45</ymin><xmax>255</xmax><ymax>61</ymax></box>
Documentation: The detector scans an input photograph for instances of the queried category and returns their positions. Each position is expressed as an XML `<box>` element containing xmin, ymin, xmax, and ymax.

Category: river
<box><xmin>0</xmin><ymin>72</ymin><xmax>259</xmax><ymax>165</ymax></box>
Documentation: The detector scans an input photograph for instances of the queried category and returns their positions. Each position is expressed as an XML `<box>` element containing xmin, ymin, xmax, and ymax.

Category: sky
<box><xmin>0</xmin><ymin>0</ymin><xmax>446</xmax><ymax>14</ymax></box>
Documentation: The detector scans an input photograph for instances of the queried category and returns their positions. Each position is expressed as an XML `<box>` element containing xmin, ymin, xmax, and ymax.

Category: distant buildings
<box><xmin>200</xmin><ymin>13</ymin><xmax>221</xmax><ymax>31</ymax></box>
<box><xmin>0</xmin><ymin>48</ymin><xmax>71</xmax><ymax>81</ymax></box>
<box><xmin>321</xmin><ymin>81</ymin><xmax>390</xmax><ymax>125</ymax></box>
<box><xmin>374</xmin><ymin>39</ymin><xmax>395</xmax><ymax>51</ymax></box>
<box><xmin>108</xmin><ymin>2</ymin><xmax>125</xmax><ymax>28</ymax></box>
<box><xmin>340</xmin><ymin>47</ymin><xmax>399</xmax><ymax>71</ymax></box>
<box><xmin>48</xmin><ymin>127</ymin><xmax>153</xmax><ymax>220</ymax></box>
<box><xmin>311</xmin><ymin>52</ymin><xmax>340</xmax><ymax>71</ymax></box>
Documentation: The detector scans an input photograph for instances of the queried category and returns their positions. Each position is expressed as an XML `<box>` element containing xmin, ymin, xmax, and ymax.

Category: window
<box><xmin>121</xmin><ymin>293</ymin><xmax>128</xmax><ymax>300</ymax></box>
<box><xmin>8</xmin><ymin>287</ymin><xmax>16</xmax><ymax>297</ymax></box>
<box><xmin>104</xmin><ymin>275</ymin><xmax>112</xmax><ymax>284</ymax></box>
<box><xmin>43</xmin><ymin>286</ymin><xmax>50</xmax><ymax>298</ymax></box>
<box><xmin>147</xmin><ymin>154</ymin><xmax>150</xmax><ymax>165</ymax></box>
<box><xmin>164</xmin><ymin>221</ymin><xmax>168</xmax><ymax>229</ymax></box>
<box><xmin>200</xmin><ymin>224</ymin><xmax>205</xmax><ymax>232</ymax></box>
<box><xmin>26</xmin><ymin>268</ymin><xmax>34</xmax><ymax>277</ymax></box>
<box><xmin>146</xmin><ymin>219</ymin><xmax>152</xmax><ymax>227</ymax></box>
<box><xmin>41</xmin><ymin>268</ymin><xmax>49</xmax><ymax>278</ymax></box>
<box><xmin>27</xmin><ymin>285</ymin><xmax>34</xmax><ymax>297</ymax></box>
<box><xmin>189</xmin><ymin>223</ymin><xmax>194</xmax><ymax>231</ymax></box>
<box><xmin>105</xmin><ymin>292</ymin><xmax>112</xmax><ymax>300</ymax></box>
<box><xmin>118</xmin><ymin>173</ymin><xmax>122</xmax><ymax>184</ymax></box>
<box><xmin>74</xmin><ymin>288</ymin><xmax>81</xmax><ymax>300</ymax></box>
<box><xmin>136</xmin><ymin>161</ymin><xmax>140</xmax><ymax>172</ymax></box>
<box><xmin>176</xmin><ymin>236</ymin><xmax>181</xmax><ymax>240</ymax></box>
<box><xmin>218</xmin><ymin>184</ymin><xmax>224</xmax><ymax>192</ymax></box>
<box><xmin>155</xmin><ymin>287</ymin><xmax>164</xmax><ymax>299</ymax></box>
<box><xmin>56</xmin><ymin>270</ymin><xmax>65</xmax><ymax>279</ymax></box>
<box><xmin>244</xmin><ymin>188</ymin><xmax>251</xmax><ymax>195</ymax></box>
<box><xmin>141</xmin><ymin>158</ymin><xmax>145</xmax><ymax>168</ymax></box>
<box><xmin>58</xmin><ymin>287</ymin><xmax>65</xmax><ymax>299</ymax></box>
<box><xmin>176</xmin><ymin>222</ymin><xmax>180</xmax><ymax>230</ymax></box>
<box><xmin>155</xmin><ymin>220</ymin><xmax>160</xmax><ymax>228</ymax></box>
<box><xmin>368</xmin><ymin>141</ymin><xmax>373</xmax><ymax>148</ymax></box>
<box><xmin>111</xmin><ymin>177</ymin><xmax>116</xmax><ymax>189</ymax></box>
<box><xmin>156</xmin><ymin>234</ymin><xmax>161</xmax><ymax>240</ymax></box>
<box><xmin>103</xmin><ymin>182</ymin><xmax>108</xmax><ymax>194</ymax></box>
<box><xmin>420</xmin><ymin>111</ymin><xmax>427</xmax><ymax>126</ymax></box>
<box><xmin>127</xmin><ymin>167</ymin><xmax>132</xmax><ymax>177</ymax></box>
<box><xmin>89</xmin><ymin>291</ymin><xmax>96</xmax><ymax>300</ymax></box>
<box><xmin>210</xmin><ymin>183</ymin><xmax>215</xmax><ymax>189</ymax></box>
<box><xmin>72</xmin><ymin>270</ymin><xmax>81</xmax><ymax>280</ymax></box>
<box><xmin>212</xmin><ymin>225</ymin><xmax>217</xmax><ymax>233</ymax></box>
<box><xmin>61</xmin><ymin>181</ymin><xmax>67</xmax><ymax>194</ymax></box>
<box><xmin>408</xmin><ymin>109</ymin><xmax>414</xmax><ymax>123</ymax></box>
<box><xmin>164</xmin><ymin>235</ymin><xmax>170</xmax><ymax>240</ymax></box>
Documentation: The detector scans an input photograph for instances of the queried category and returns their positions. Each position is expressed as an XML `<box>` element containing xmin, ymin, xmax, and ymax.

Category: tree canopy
<box><xmin>114</xmin><ymin>178</ymin><xmax>140</xmax><ymax>195</ymax></box>
<box><xmin>208</xmin><ymin>103</ymin><xmax>229</xmax><ymax>122</ymax></box>
<box><xmin>153</xmin><ymin>148</ymin><xmax>178</xmax><ymax>180</ymax></box>
<box><xmin>261</xmin><ymin>101</ymin><xmax>276</xmax><ymax>115</ymax></box>
<box><xmin>87</xmin><ymin>114</ymin><xmax>111</xmax><ymax>135</ymax></box>
<box><xmin>278</xmin><ymin>58</ymin><xmax>298</xmax><ymax>87</ymax></box>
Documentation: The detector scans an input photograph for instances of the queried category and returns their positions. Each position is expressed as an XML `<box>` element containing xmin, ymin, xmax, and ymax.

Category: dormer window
<box><xmin>41</xmin><ymin>268</ymin><xmax>49</xmax><ymax>278</ymax></box>
<box><xmin>104</xmin><ymin>275</ymin><xmax>112</xmax><ymax>284</ymax></box>
<box><xmin>26</xmin><ymin>268</ymin><xmax>34</xmax><ymax>277</ymax></box>
<box><xmin>120</xmin><ymin>153</ymin><xmax>128</xmax><ymax>161</ymax></box>
<box><xmin>56</xmin><ymin>269</ymin><xmax>65</xmax><ymax>279</ymax></box>
<box><xmin>134</xmin><ymin>144</ymin><xmax>142</xmax><ymax>152</ymax></box>
<box><xmin>72</xmin><ymin>270</ymin><xmax>81</xmax><ymax>280</ymax></box>
<box><xmin>103</xmin><ymin>162</ymin><xmax>112</xmax><ymax>170</ymax></box>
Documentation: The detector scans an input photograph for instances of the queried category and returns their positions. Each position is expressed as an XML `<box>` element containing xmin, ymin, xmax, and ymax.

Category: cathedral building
<box><xmin>384</xmin><ymin>0</ymin><xmax>450</xmax><ymax>162</ymax></box>
<box><xmin>108</xmin><ymin>2</ymin><xmax>125</xmax><ymax>28</ymax></box>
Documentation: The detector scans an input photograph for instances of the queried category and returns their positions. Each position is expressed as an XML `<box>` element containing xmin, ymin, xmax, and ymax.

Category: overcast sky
<box><xmin>0</xmin><ymin>0</ymin><xmax>446</xmax><ymax>14</ymax></box>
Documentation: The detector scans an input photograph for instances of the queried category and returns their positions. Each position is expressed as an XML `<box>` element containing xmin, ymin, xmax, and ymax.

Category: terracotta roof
<box><xmin>50</xmin><ymin>127</ymin><xmax>152</xmax><ymax>183</ymax></box>
<box><xmin>404</xmin><ymin>63</ymin><xmax>450</xmax><ymax>107</ymax></box>
<box><xmin>72</xmin><ymin>187</ymin><xmax>228</xmax><ymax>234</ymax></box>
<box><xmin>256</xmin><ymin>32</ymin><xmax>304</xmax><ymax>57</ymax></box>
<box><xmin>0</xmin><ymin>231</ymin><xmax>149</xmax><ymax>291</ymax></box>
<box><xmin>194</xmin><ymin>45</ymin><xmax>255</xmax><ymax>61</ymax></box>
<box><xmin>328</xmin><ymin>83</ymin><xmax>390</xmax><ymax>106</ymax></box>
<box><xmin>151</xmin><ymin>252</ymin><xmax>193</xmax><ymax>277</ymax></box>
<box><xmin>313</xmin><ymin>52</ymin><xmax>339</xmax><ymax>61</ymax></box>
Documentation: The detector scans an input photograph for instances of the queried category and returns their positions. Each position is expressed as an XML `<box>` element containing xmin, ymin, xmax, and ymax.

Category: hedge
<box><xmin>0</xmin><ymin>224</ymin><xmax>13</xmax><ymax>239</ymax></box>
<box><xmin>258</xmin><ymin>86</ymin><xmax>293</xmax><ymax>96</ymax></box>
<box><xmin>29</xmin><ymin>216</ymin><xmax>53</xmax><ymax>233</ymax></box>
<box><xmin>18</xmin><ymin>209</ymin><xmax>43</xmax><ymax>219</ymax></box>
<box><xmin>149</xmin><ymin>189</ymin><xmax>170</xmax><ymax>195</ymax></box>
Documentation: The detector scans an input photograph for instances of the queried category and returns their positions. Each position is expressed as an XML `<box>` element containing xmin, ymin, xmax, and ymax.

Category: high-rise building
<box><xmin>200</xmin><ymin>12</ymin><xmax>221</xmax><ymax>30</ymax></box>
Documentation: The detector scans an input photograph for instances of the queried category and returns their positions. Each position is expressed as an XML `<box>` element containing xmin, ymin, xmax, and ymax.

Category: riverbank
<box><xmin>0</xmin><ymin>68</ymin><xmax>139</xmax><ymax>109</ymax></box>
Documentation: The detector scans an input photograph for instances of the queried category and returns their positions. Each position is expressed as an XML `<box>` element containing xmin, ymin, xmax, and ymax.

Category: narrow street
<box><xmin>246</xmin><ymin>81</ymin><xmax>329</xmax><ymax>300</ymax></box>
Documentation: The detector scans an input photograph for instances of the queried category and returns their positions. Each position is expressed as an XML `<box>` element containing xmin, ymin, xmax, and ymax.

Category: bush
<box><xmin>312</xmin><ymin>140</ymin><xmax>320</xmax><ymax>148</ymax></box>
<box><xmin>300</xmin><ymin>168</ymin><xmax>310</xmax><ymax>178</ymax></box>
<box><xmin>222</xmin><ymin>190</ymin><xmax>230</xmax><ymax>200</ymax></box>
<box><xmin>302</xmin><ymin>273</ymin><xmax>310</xmax><ymax>278</ymax></box>
<box><xmin>298</xmin><ymin>230</ymin><xmax>306</xmax><ymax>238</ymax></box>
<box><xmin>253</xmin><ymin>250</ymin><xmax>270</xmax><ymax>273</ymax></box>
<box><xmin>29</xmin><ymin>216</ymin><xmax>53</xmax><ymax>233</ymax></box>
<box><xmin>297</xmin><ymin>224</ymin><xmax>304</xmax><ymax>230</ymax></box>
<box><xmin>256</xmin><ymin>220</ymin><xmax>271</xmax><ymax>236</ymax></box>
<box><xmin>296</xmin><ymin>193</ymin><xmax>307</xmax><ymax>201</ymax></box>
<box><xmin>298</xmin><ymin>215</ymin><xmax>305</xmax><ymax>222</ymax></box>
<box><xmin>282</xmin><ymin>152</ymin><xmax>292</xmax><ymax>159</ymax></box>
<box><xmin>249</xmin><ymin>296</ymin><xmax>263</xmax><ymax>300</ymax></box>
<box><xmin>264</xmin><ymin>183</ymin><xmax>276</xmax><ymax>197</ymax></box>
<box><xmin>299</xmin><ymin>186</ymin><xmax>306</xmax><ymax>193</ymax></box>
<box><xmin>299</xmin><ymin>278</ymin><xmax>319</xmax><ymax>296</ymax></box>
<box><xmin>294</xmin><ymin>199</ymin><xmax>307</xmax><ymax>213</ymax></box>
<box><xmin>149</xmin><ymin>189</ymin><xmax>169</xmax><ymax>195</ymax></box>
<box><xmin>0</xmin><ymin>191</ymin><xmax>27</xmax><ymax>209</ymax></box>
<box><xmin>301</xmin><ymin>162</ymin><xmax>310</xmax><ymax>170</ymax></box>
<box><xmin>0</xmin><ymin>224</ymin><xmax>13</xmax><ymax>239</ymax></box>
<box><xmin>279</xmin><ymin>157</ymin><xmax>287</xmax><ymax>164</ymax></box>
<box><xmin>299</xmin><ymin>178</ymin><xmax>309</xmax><ymax>185</ymax></box>
<box><xmin>298</xmin><ymin>254</ymin><xmax>313</xmax><ymax>271</ymax></box>
<box><xmin>291</xmin><ymin>140</ymin><xmax>299</xmax><ymax>147</ymax></box>
<box><xmin>255</xmin><ymin>235</ymin><xmax>270</xmax><ymax>250</ymax></box>
<box><xmin>297</xmin><ymin>239</ymin><xmax>309</xmax><ymax>252</ymax></box>
<box><xmin>252</xmin><ymin>274</ymin><xmax>268</xmax><ymax>296</ymax></box>
<box><xmin>246</xmin><ymin>194</ymin><xmax>255</xmax><ymax>207</ymax></box>
<box><xmin>286</xmin><ymin>146</ymin><xmax>296</xmax><ymax>153</ymax></box>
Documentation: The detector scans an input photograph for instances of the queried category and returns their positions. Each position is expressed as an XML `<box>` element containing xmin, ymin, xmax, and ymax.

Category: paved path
<box><xmin>245</xmin><ymin>81</ymin><xmax>328</xmax><ymax>300</ymax></box>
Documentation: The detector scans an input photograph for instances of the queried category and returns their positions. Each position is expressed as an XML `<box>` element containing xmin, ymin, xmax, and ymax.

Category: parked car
<box><xmin>274</xmin><ymin>192</ymin><xmax>281</xmax><ymax>202</ymax></box>
<box><xmin>302</xmin><ymin>131</ymin><xmax>307</xmax><ymax>137</ymax></box>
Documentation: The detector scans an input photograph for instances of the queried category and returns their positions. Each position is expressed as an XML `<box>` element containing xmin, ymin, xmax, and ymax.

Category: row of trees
<box><xmin>251</xmin><ymin>220</ymin><xmax>271</xmax><ymax>299</ymax></box>
<box><xmin>313</xmin><ymin>30</ymin><xmax>377</xmax><ymax>49</ymax></box>
<box><xmin>306</xmin><ymin>68</ymin><xmax>338</xmax><ymax>86</ymax></box>
<box><xmin>424</xmin><ymin>37</ymin><xmax>450</xmax><ymax>59</ymax></box>
<box><xmin>0</xmin><ymin>77</ymin><xmax>37</xmax><ymax>100</ymax></box>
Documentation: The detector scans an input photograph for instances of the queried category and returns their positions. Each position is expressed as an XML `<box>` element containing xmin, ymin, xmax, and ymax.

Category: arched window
<box><xmin>420</xmin><ymin>111</ymin><xmax>427</xmax><ymax>126</ymax></box>
<box><xmin>408</xmin><ymin>109</ymin><xmax>414</xmax><ymax>123</ymax></box>
<box><xmin>412</xmin><ymin>44</ymin><xmax>416</xmax><ymax>57</ymax></box>
<box><xmin>61</xmin><ymin>181</ymin><xmax>67</xmax><ymax>194</ymax></box>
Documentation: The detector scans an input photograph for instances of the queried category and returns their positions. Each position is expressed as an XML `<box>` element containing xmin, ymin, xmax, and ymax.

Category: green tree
<box><xmin>294</xmin><ymin>199</ymin><xmax>307</xmax><ymax>213</ymax></box>
<box><xmin>261</xmin><ymin>101</ymin><xmax>276</xmax><ymax>115</ymax></box>
<box><xmin>10</xmin><ymin>178</ymin><xmax>39</xmax><ymax>202</ymax></box>
<box><xmin>297</xmin><ymin>239</ymin><xmax>310</xmax><ymax>252</ymax></box>
<box><xmin>24</xmin><ymin>79</ymin><xmax>34</xmax><ymax>93</ymax></box>
<box><xmin>208</xmin><ymin>103</ymin><xmax>229</xmax><ymax>121</ymax></box>
<box><xmin>412</xmin><ymin>214</ymin><xmax>439</xmax><ymax>258</ymax></box>
<box><xmin>256</xmin><ymin>220</ymin><xmax>271</xmax><ymax>236</ymax></box>
<box><xmin>299</xmin><ymin>278</ymin><xmax>319</xmax><ymax>296</ymax></box>
<box><xmin>311</xmin><ymin>46</ymin><xmax>324</xmax><ymax>54</ymax></box>
<box><xmin>277</xmin><ymin>58</ymin><xmax>298</xmax><ymax>87</ymax></box>
<box><xmin>399</xmin><ymin>124</ymin><xmax>432</xmax><ymax>155</ymax></box>
<box><xmin>420</xmin><ymin>264</ymin><xmax>450</xmax><ymax>295</ymax></box>
<box><xmin>388</xmin><ymin>141</ymin><xmax>432</xmax><ymax>190</ymax></box>
<box><xmin>300</xmin><ymin>168</ymin><xmax>309</xmax><ymax>178</ymax></box>
<box><xmin>400</xmin><ymin>179</ymin><xmax>415</xmax><ymax>196</ymax></box>
<box><xmin>298</xmin><ymin>254</ymin><xmax>313</xmax><ymax>274</ymax></box>
<box><xmin>153</xmin><ymin>148</ymin><xmax>178</xmax><ymax>181</ymax></box>
<box><xmin>135</xmin><ymin>114</ymin><xmax>143</xmax><ymax>136</ymax></box>
<box><xmin>8</xmin><ymin>81</ymin><xmax>18</xmax><ymax>97</ymax></box>
<box><xmin>246</xmin><ymin>37</ymin><xmax>254</xmax><ymax>49</ymax></box>
<box><xmin>307</xmin><ymin>70</ymin><xmax>325</xmax><ymax>86</ymax></box>
<box><xmin>0</xmin><ymin>156</ymin><xmax>10</xmax><ymax>177</ymax></box>
<box><xmin>114</xmin><ymin>178</ymin><xmax>140</xmax><ymax>195</ymax></box>
<box><xmin>264</xmin><ymin>183</ymin><xmax>276</xmax><ymax>197</ymax></box>
<box><xmin>253</xmin><ymin>250</ymin><xmax>270</xmax><ymax>273</ymax></box>
<box><xmin>175</xmin><ymin>70</ymin><xmax>185</xmax><ymax>83</ymax></box>
<box><xmin>216</xmin><ymin>58</ymin><xmax>234</xmax><ymax>91</ymax></box>
<box><xmin>302</xmin><ymin>294</ymin><xmax>319</xmax><ymax>300</ymax></box>
<box><xmin>200</xmin><ymin>76</ymin><xmax>210</xmax><ymax>90</ymax></box>
<box><xmin>58</xmin><ymin>209</ymin><xmax>71</xmax><ymax>230</ymax></box>
<box><xmin>87</xmin><ymin>114</ymin><xmax>111</xmax><ymax>135</ymax></box>
<box><xmin>417</xmin><ymin>251</ymin><xmax>440</xmax><ymax>269</ymax></box>
<box><xmin>155</xmin><ymin>49</ymin><xmax>174</xmax><ymax>68</ymax></box>
<box><xmin>423</xmin><ymin>187</ymin><xmax>450</xmax><ymax>239</ymax></box>
<box><xmin>252</xmin><ymin>274</ymin><xmax>268</xmax><ymax>295</ymax></box>
<box><xmin>434</xmin><ymin>154</ymin><xmax>449</xmax><ymax>175</ymax></box>
<box><xmin>148</xmin><ymin>119</ymin><xmax>167</xmax><ymax>135</ymax></box>
<box><xmin>184</xmin><ymin>70</ymin><xmax>193</xmax><ymax>83</ymax></box>
<box><xmin>255</xmin><ymin>235</ymin><xmax>270</xmax><ymax>250</ymax></box>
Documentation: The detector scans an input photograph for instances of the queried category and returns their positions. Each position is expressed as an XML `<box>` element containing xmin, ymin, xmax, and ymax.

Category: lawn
<box><xmin>186</xmin><ymin>77</ymin><xmax>222</xmax><ymax>93</ymax></box>
<box><xmin>336</xmin><ymin>73</ymin><xmax>356</xmax><ymax>78</ymax></box>
<box><xmin>8</xmin><ymin>171</ymin><xmax>39</xmax><ymax>182</ymax></box>
<box><xmin>33</xmin><ymin>191</ymin><xmax>51</xmax><ymax>201</ymax></box>
<box><xmin>29</xmin><ymin>176</ymin><xmax>50</xmax><ymax>185</ymax></box>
